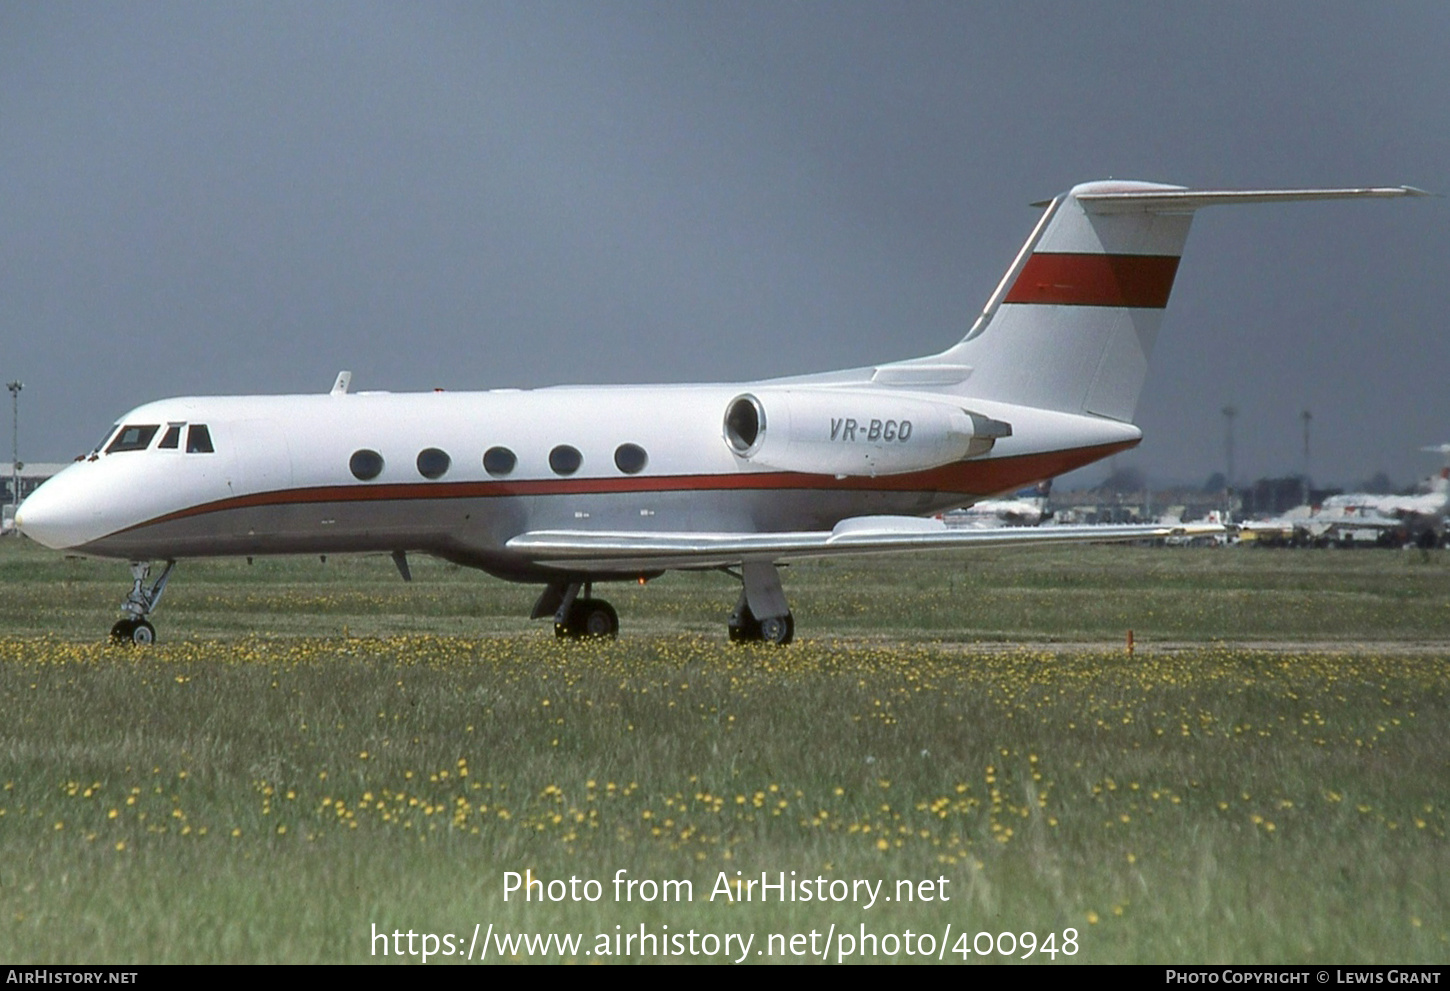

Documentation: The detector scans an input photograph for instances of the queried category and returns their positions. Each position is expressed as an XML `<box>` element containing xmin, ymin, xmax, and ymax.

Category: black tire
<box><xmin>110</xmin><ymin>619</ymin><xmax>155</xmax><ymax>645</ymax></box>
<box><xmin>577</xmin><ymin>599</ymin><xmax>618</xmax><ymax>638</ymax></box>
<box><xmin>759</xmin><ymin>612</ymin><xmax>794</xmax><ymax>645</ymax></box>
<box><xmin>556</xmin><ymin>598</ymin><xmax>618</xmax><ymax>639</ymax></box>
<box><xmin>729</xmin><ymin>603</ymin><xmax>793</xmax><ymax>645</ymax></box>
<box><xmin>727</xmin><ymin>602</ymin><xmax>761</xmax><ymax>643</ymax></box>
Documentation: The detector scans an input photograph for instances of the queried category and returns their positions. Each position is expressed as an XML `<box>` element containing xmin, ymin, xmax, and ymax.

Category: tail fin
<box><xmin>890</xmin><ymin>181</ymin><xmax>1425</xmax><ymax>422</ymax></box>
<box><xmin>1422</xmin><ymin>445</ymin><xmax>1450</xmax><ymax>494</ymax></box>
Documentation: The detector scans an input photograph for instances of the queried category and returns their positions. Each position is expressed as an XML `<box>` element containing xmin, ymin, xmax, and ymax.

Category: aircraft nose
<box><xmin>14</xmin><ymin>488</ymin><xmax>63</xmax><ymax>548</ymax></box>
<box><xmin>14</xmin><ymin>471</ymin><xmax>104</xmax><ymax>550</ymax></box>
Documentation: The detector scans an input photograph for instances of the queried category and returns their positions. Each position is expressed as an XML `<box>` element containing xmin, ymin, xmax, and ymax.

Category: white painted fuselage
<box><xmin>18</xmin><ymin>384</ymin><xmax>1137</xmax><ymax>581</ymax></box>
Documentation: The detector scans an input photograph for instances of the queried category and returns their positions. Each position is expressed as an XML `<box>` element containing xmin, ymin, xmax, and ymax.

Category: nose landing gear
<box><xmin>110</xmin><ymin>617</ymin><xmax>157</xmax><ymax>644</ymax></box>
<box><xmin>110</xmin><ymin>560</ymin><xmax>175</xmax><ymax>645</ymax></box>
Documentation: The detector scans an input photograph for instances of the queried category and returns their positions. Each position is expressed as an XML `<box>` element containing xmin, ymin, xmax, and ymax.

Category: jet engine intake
<box><xmin>722</xmin><ymin>389</ymin><xmax>1010</xmax><ymax>477</ymax></box>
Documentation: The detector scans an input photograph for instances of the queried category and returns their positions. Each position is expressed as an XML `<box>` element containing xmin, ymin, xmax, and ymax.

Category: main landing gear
<box><xmin>726</xmin><ymin>561</ymin><xmax>794</xmax><ymax>645</ymax></box>
<box><xmin>532</xmin><ymin>561</ymin><xmax>797</xmax><ymax>644</ymax></box>
<box><xmin>110</xmin><ymin>560</ymin><xmax>175</xmax><ymax>645</ymax></box>
<box><xmin>532</xmin><ymin>581</ymin><xmax>621</xmax><ymax>639</ymax></box>
<box><xmin>728</xmin><ymin>593</ymin><xmax>795</xmax><ymax>645</ymax></box>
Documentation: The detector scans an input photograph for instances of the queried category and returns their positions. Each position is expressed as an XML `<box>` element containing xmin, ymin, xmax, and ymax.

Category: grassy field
<box><xmin>5</xmin><ymin>536</ymin><xmax>1450</xmax><ymax>643</ymax></box>
<box><xmin>0</xmin><ymin>537</ymin><xmax>1446</xmax><ymax>964</ymax></box>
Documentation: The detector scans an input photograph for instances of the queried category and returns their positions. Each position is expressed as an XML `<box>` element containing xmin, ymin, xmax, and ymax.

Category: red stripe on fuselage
<box><xmin>1003</xmin><ymin>253</ymin><xmax>1180</xmax><ymax>308</ymax></box>
<box><xmin>120</xmin><ymin>441</ymin><xmax>1138</xmax><ymax>533</ymax></box>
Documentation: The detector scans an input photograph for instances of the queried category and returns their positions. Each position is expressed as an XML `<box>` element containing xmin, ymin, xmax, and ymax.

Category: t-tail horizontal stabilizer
<box><xmin>919</xmin><ymin>181</ymin><xmax>1430</xmax><ymax>424</ymax></box>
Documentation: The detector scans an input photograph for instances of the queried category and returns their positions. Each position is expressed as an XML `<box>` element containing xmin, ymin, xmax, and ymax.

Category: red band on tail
<box><xmin>1004</xmin><ymin>252</ymin><xmax>1180</xmax><ymax>308</ymax></box>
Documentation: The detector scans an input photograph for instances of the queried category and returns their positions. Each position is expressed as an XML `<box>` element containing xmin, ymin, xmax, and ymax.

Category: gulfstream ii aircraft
<box><xmin>16</xmin><ymin>180</ymin><xmax>1426</xmax><ymax>644</ymax></box>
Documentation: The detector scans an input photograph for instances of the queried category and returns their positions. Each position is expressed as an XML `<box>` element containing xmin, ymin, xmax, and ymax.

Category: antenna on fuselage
<box><xmin>331</xmin><ymin>371</ymin><xmax>352</xmax><ymax>396</ymax></box>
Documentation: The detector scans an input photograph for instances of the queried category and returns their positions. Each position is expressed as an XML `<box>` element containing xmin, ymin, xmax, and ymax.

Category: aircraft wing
<box><xmin>506</xmin><ymin>517</ymin><xmax>1223</xmax><ymax>572</ymax></box>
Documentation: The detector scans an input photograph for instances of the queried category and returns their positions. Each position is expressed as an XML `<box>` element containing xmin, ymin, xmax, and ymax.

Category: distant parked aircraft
<box><xmin>1241</xmin><ymin>446</ymin><xmax>1450</xmax><ymax>547</ymax></box>
<box><xmin>942</xmin><ymin>480</ymin><xmax>1053</xmax><ymax>528</ymax></box>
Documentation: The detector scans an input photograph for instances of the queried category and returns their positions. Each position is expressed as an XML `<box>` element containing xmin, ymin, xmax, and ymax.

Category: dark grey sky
<box><xmin>4</xmin><ymin>1</ymin><xmax>1447</xmax><ymax>488</ymax></box>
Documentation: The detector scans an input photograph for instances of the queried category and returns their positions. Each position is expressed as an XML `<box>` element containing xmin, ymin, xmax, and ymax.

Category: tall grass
<box><xmin>4</xmin><ymin>538</ymin><xmax>1450</xmax><ymax>643</ymax></box>
<box><xmin>0</xmin><ymin>539</ymin><xmax>1445</xmax><ymax>962</ymax></box>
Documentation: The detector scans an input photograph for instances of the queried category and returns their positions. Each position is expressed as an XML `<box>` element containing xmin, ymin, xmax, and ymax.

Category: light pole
<box><xmin>1301</xmin><ymin>409</ymin><xmax>1312</xmax><ymax>504</ymax></box>
<box><xmin>6</xmin><ymin>381</ymin><xmax>20</xmax><ymax>533</ymax></box>
<box><xmin>1221</xmin><ymin>405</ymin><xmax>1238</xmax><ymax>488</ymax></box>
<box><xmin>1221</xmin><ymin>404</ymin><xmax>1238</xmax><ymax>519</ymax></box>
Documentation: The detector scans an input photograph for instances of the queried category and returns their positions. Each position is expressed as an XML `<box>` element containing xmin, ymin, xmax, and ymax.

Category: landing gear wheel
<box><xmin>727</xmin><ymin>603</ymin><xmax>761</xmax><ymax>643</ymax></box>
<box><xmin>727</xmin><ymin>601</ymin><xmax>793</xmax><ymax>645</ymax></box>
<box><xmin>110</xmin><ymin>619</ymin><xmax>156</xmax><ymax>645</ymax></box>
<box><xmin>577</xmin><ymin>599</ymin><xmax>618</xmax><ymax>638</ymax></box>
<box><xmin>555</xmin><ymin>598</ymin><xmax>619</xmax><ymax>639</ymax></box>
<box><xmin>759</xmin><ymin>612</ymin><xmax>794</xmax><ymax>645</ymax></box>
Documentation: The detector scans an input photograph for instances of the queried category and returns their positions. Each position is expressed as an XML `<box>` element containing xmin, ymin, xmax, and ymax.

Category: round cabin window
<box><xmin>549</xmin><ymin>445</ymin><xmax>582</xmax><ymax>476</ymax></box>
<box><xmin>350</xmin><ymin>449</ymin><xmax>385</xmax><ymax>480</ymax></box>
<box><xmin>416</xmin><ymin>448</ymin><xmax>451</xmax><ymax>480</ymax></box>
<box><xmin>614</xmin><ymin>443</ymin><xmax>648</xmax><ymax>475</ymax></box>
<box><xmin>483</xmin><ymin>446</ymin><xmax>517</xmax><ymax>477</ymax></box>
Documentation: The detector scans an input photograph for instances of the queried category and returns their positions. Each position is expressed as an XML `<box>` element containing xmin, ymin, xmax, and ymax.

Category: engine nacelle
<box><xmin>722</xmin><ymin>389</ymin><xmax>1010</xmax><ymax>477</ymax></box>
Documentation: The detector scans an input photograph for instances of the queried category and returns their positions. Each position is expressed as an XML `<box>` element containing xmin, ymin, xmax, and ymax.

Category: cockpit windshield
<box><xmin>93</xmin><ymin>424</ymin><xmax>120</xmax><ymax>455</ymax></box>
<box><xmin>95</xmin><ymin>421</ymin><xmax>216</xmax><ymax>455</ymax></box>
<box><xmin>186</xmin><ymin>424</ymin><xmax>214</xmax><ymax>453</ymax></box>
<box><xmin>105</xmin><ymin>424</ymin><xmax>160</xmax><ymax>453</ymax></box>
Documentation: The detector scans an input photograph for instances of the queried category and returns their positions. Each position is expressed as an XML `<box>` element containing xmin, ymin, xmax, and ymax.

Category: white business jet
<box><xmin>16</xmin><ymin>180</ymin><xmax>1425</xmax><ymax>644</ymax></box>
<box><xmin>942</xmin><ymin>480</ymin><xmax>1054</xmax><ymax>528</ymax></box>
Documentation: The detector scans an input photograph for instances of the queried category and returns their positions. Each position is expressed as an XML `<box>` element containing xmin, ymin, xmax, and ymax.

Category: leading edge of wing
<box><xmin>505</xmin><ymin>517</ymin><xmax>1224</xmax><ymax>571</ymax></box>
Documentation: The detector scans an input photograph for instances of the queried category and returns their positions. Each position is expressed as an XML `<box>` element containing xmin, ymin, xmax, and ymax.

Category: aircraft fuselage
<box><xmin>20</xmin><ymin>384</ymin><xmax>1138</xmax><ymax>582</ymax></box>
